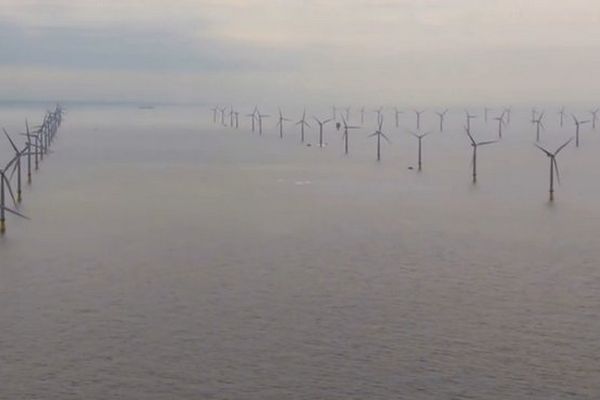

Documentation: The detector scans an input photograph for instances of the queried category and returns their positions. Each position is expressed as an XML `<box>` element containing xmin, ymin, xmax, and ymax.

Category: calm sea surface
<box><xmin>1</xmin><ymin>104</ymin><xmax>599</xmax><ymax>399</ymax></box>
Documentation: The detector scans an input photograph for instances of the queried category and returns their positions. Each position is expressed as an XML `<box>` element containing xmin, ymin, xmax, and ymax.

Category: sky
<box><xmin>1</xmin><ymin>0</ymin><xmax>600</xmax><ymax>106</ymax></box>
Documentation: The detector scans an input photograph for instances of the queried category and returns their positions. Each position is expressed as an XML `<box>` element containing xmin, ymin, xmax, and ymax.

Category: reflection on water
<box><xmin>1</xmin><ymin>104</ymin><xmax>599</xmax><ymax>399</ymax></box>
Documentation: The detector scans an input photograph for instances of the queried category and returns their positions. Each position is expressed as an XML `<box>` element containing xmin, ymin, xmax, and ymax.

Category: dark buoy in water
<box><xmin>408</xmin><ymin>166</ymin><xmax>414</xmax><ymax>170</ymax></box>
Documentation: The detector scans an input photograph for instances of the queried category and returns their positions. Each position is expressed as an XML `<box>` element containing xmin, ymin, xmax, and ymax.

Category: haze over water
<box><xmin>1</xmin><ymin>104</ymin><xmax>599</xmax><ymax>399</ymax></box>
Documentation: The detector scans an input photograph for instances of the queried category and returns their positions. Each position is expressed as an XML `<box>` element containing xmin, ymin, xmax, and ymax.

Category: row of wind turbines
<box><xmin>211</xmin><ymin>104</ymin><xmax>600</xmax><ymax>202</ymax></box>
<box><xmin>0</xmin><ymin>105</ymin><xmax>64</xmax><ymax>235</ymax></box>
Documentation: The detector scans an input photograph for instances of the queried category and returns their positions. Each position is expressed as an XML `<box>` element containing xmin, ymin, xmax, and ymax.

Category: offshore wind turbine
<box><xmin>369</xmin><ymin>116</ymin><xmax>390</xmax><ymax>161</ymax></box>
<box><xmin>246</xmin><ymin>107</ymin><xmax>258</xmax><ymax>132</ymax></box>
<box><xmin>535</xmin><ymin>138</ymin><xmax>573</xmax><ymax>202</ymax></box>
<box><xmin>256</xmin><ymin>110</ymin><xmax>270</xmax><ymax>135</ymax></box>
<box><xmin>373</xmin><ymin>107</ymin><xmax>383</xmax><ymax>124</ymax></box>
<box><xmin>211</xmin><ymin>105</ymin><xmax>219</xmax><ymax>123</ymax></box>
<box><xmin>3</xmin><ymin>128</ymin><xmax>25</xmax><ymax>203</ymax></box>
<box><xmin>484</xmin><ymin>107</ymin><xmax>491</xmax><ymax>123</ymax></box>
<box><xmin>532</xmin><ymin>111</ymin><xmax>545</xmax><ymax>142</ymax></box>
<box><xmin>360</xmin><ymin>107</ymin><xmax>366</xmax><ymax>125</ymax></box>
<box><xmin>465</xmin><ymin>127</ymin><xmax>498</xmax><ymax>184</ymax></box>
<box><xmin>414</xmin><ymin>109</ymin><xmax>425</xmax><ymax>130</ymax></box>
<box><xmin>493</xmin><ymin>111</ymin><xmax>506</xmax><ymax>139</ymax></box>
<box><xmin>503</xmin><ymin>107</ymin><xmax>512</xmax><ymax>125</ymax></box>
<box><xmin>229</xmin><ymin>106</ymin><xmax>235</xmax><ymax>127</ymax></box>
<box><xmin>276</xmin><ymin>108</ymin><xmax>291</xmax><ymax>139</ymax></box>
<box><xmin>435</xmin><ymin>109</ymin><xmax>448</xmax><ymax>132</ymax></box>
<box><xmin>32</xmin><ymin>121</ymin><xmax>46</xmax><ymax>161</ymax></box>
<box><xmin>22</xmin><ymin>120</ymin><xmax>35</xmax><ymax>183</ymax></box>
<box><xmin>341</xmin><ymin>115</ymin><xmax>360</xmax><ymax>155</ymax></box>
<box><xmin>465</xmin><ymin>110</ymin><xmax>477</xmax><ymax>131</ymax></box>
<box><xmin>0</xmin><ymin>161</ymin><xmax>28</xmax><ymax>234</ymax></box>
<box><xmin>27</xmin><ymin>122</ymin><xmax>43</xmax><ymax>169</ymax></box>
<box><xmin>313</xmin><ymin>116</ymin><xmax>333</xmax><ymax>147</ymax></box>
<box><xmin>572</xmin><ymin>114</ymin><xmax>590</xmax><ymax>148</ymax></box>
<box><xmin>531</xmin><ymin>108</ymin><xmax>538</xmax><ymax>125</ymax></box>
<box><xmin>219</xmin><ymin>107</ymin><xmax>227</xmax><ymax>126</ymax></box>
<box><xmin>344</xmin><ymin>107</ymin><xmax>351</xmax><ymax>121</ymax></box>
<box><xmin>394</xmin><ymin>107</ymin><xmax>403</xmax><ymax>128</ymax></box>
<box><xmin>295</xmin><ymin>109</ymin><xmax>311</xmax><ymax>143</ymax></box>
<box><xmin>589</xmin><ymin>108</ymin><xmax>599</xmax><ymax>130</ymax></box>
<box><xmin>409</xmin><ymin>131</ymin><xmax>431</xmax><ymax>171</ymax></box>
<box><xmin>331</xmin><ymin>106</ymin><xmax>337</xmax><ymax>121</ymax></box>
<box><xmin>558</xmin><ymin>106</ymin><xmax>566</xmax><ymax>128</ymax></box>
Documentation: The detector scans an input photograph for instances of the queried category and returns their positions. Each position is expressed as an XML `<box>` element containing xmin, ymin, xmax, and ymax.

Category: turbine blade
<box><xmin>465</xmin><ymin>128</ymin><xmax>476</xmax><ymax>145</ymax></box>
<box><xmin>1</xmin><ymin>206</ymin><xmax>29</xmax><ymax>220</ymax></box>
<box><xmin>9</xmin><ymin>158</ymin><xmax>19</xmax><ymax>180</ymax></box>
<box><xmin>554</xmin><ymin>137</ymin><xmax>574</xmax><ymax>155</ymax></box>
<box><xmin>2</xmin><ymin>128</ymin><xmax>19</xmax><ymax>153</ymax></box>
<box><xmin>534</xmin><ymin>143</ymin><xmax>553</xmax><ymax>157</ymax></box>
<box><xmin>2</xmin><ymin>174</ymin><xmax>18</xmax><ymax>207</ymax></box>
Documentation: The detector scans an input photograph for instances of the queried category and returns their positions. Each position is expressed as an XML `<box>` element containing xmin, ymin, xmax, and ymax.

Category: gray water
<box><xmin>1</xmin><ymin>104</ymin><xmax>599</xmax><ymax>399</ymax></box>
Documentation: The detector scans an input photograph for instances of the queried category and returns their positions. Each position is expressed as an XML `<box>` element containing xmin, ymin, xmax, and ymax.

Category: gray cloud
<box><xmin>0</xmin><ymin>18</ymin><xmax>303</xmax><ymax>73</ymax></box>
<box><xmin>1</xmin><ymin>1</ymin><xmax>600</xmax><ymax>105</ymax></box>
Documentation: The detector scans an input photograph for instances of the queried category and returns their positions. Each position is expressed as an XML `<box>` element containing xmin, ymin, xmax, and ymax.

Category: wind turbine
<box><xmin>246</xmin><ymin>107</ymin><xmax>258</xmax><ymax>132</ymax></box>
<box><xmin>360</xmin><ymin>107</ymin><xmax>366</xmax><ymax>125</ymax></box>
<box><xmin>22</xmin><ymin>120</ymin><xmax>36</xmax><ymax>183</ymax></box>
<box><xmin>531</xmin><ymin>108</ymin><xmax>538</xmax><ymax>125</ymax></box>
<box><xmin>295</xmin><ymin>109</ymin><xmax>311</xmax><ymax>143</ymax></box>
<box><xmin>229</xmin><ymin>106</ymin><xmax>235</xmax><ymax>127</ymax></box>
<box><xmin>558</xmin><ymin>106</ymin><xmax>566</xmax><ymax>128</ymax></box>
<box><xmin>589</xmin><ymin>108</ymin><xmax>599</xmax><ymax>130</ymax></box>
<box><xmin>313</xmin><ymin>116</ymin><xmax>332</xmax><ymax>147</ymax></box>
<box><xmin>256</xmin><ymin>110</ymin><xmax>270</xmax><ymax>135</ymax></box>
<box><xmin>465</xmin><ymin>128</ymin><xmax>497</xmax><ymax>184</ymax></box>
<box><xmin>503</xmin><ymin>107</ymin><xmax>512</xmax><ymax>125</ymax></box>
<box><xmin>0</xmin><ymin>160</ymin><xmax>28</xmax><ymax>234</ymax></box>
<box><xmin>211</xmin><ymin>105</ymin><xmax>219</xmax><ymax>123</ymax></box>
<box><xmin>493</xmin><ymin>111</ymin><xmax>506</xmax><ymax>139</ymax></box>
<box><xmin>219</xmin><ymin>107</ymin><xmax>227</xmax><ymax>126</ymax></box>
<box><xmin>331</xmin><ymin>106</ymin><xmax>337</xmax><ymax>121</ymax></box>
<box><xmin>414</xmin><ymin>109</ymin><xmax>425</xmax><ymax>130</ymax></box>
<box><xmin>535</xmin><ymin>138</ymin><xmax>573</xmax><ymax>202</ymax></box>
<box><xmin>344</xmin><ymin>107</ymin><xmax>351</xmax><ymax>121</ymax></box>
<box><xmin>341</xmin><ymin>115</ymin><xmax>360</xmax><ymax>155</ymax></box>
<box><xmin>484</xmin><ymin>107</ymin><xmax>491</xmax><ymax>123</ymax></box>
<box><xmin>394</xmin><ymin>107</ymin><xmax>403</xmax><ymax>128</ymax></box>
<box><xmin>369</xmin><ymin>116</ymin><xmax>390</xmax><ymax>161</ymax></box>
<box><xmin>572</xmin><ymin>114</ymin><xmax>590</xmax><ymax>148</ymax></box>
<box><xmin>465</xmin><ymin>110</ymin><xmax>477</xmax><ymax>131</ymax></box>
<box><xmin>435</xmin><ymin>109</ymin><xmax>448</xmax><ymax>132</ymax></box>
<box><xmin>409</xmin><ymin>131</ymin><xmax>431</xmax><ymax>171</ymax></box>
<box><xmin>532</xmin><ymin>111</ymin><xmax>545</xmax><ymax>142</ymax></box>
<box><xmin>276</xmin><ymin>108</ymin><xmax>291</xmax><ymax>139</ymax></box>
<box><xmin>373</xmin><ymin>107</ymin><xmax>383</xmax><ymax>124</ymax></box>
<box><xmin>26</xmin><ymin>123</ymin><xmax>42</xmax><ymax>169</ymax></box>
<box><xmin>32</xmin><ymin>121</ymin><xmax>46</xmax><ymax>161</ymax></box>
<box><xmin>3</xmin><ymin>128</ymin><xmax>25</xmax><ymax>203</ymax></box>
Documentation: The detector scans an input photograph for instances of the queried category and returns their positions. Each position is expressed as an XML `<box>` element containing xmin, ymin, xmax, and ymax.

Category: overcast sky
<box><xmin>1</xmin><ymin>0</ymin><xmax>600</xmax><ymax>106</ymax></box>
